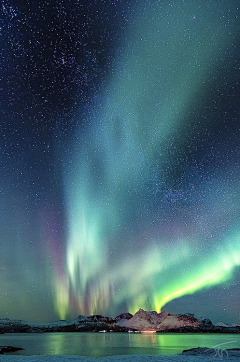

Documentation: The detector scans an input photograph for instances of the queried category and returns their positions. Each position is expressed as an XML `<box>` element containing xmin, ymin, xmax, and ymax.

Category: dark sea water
<box><xmin>0</xmin><ymin>333</ymin><xmax>239</xmax><ymax>358</ymax></box>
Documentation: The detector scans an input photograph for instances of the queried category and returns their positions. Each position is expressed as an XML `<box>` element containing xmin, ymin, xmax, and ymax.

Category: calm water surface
<box><xmin>0</xmin><ymin>333</ymin><xmax>239</xmax><ymax>357</ymax></box>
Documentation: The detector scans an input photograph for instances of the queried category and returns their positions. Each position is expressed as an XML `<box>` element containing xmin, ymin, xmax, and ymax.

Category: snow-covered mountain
<box><xmin>0</xmin><ymin>318</ymin><xmax>30</xmax><ymax>333</ymax></box>
<box><xmin>216</xmin><ymin>322</ymin><xmax>229</xmax><ymax>328</ymax></box>
<box><xmin>121</xmin><ymin>309</ymin><xmax>199</xmax><ymax>331</ymax></box>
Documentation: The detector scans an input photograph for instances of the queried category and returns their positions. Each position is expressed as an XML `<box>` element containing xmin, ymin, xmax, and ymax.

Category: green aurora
<box><xmin>57</xmin><ymin>1</ymin><xmax>240</xmax><ymax>320</ymax></box>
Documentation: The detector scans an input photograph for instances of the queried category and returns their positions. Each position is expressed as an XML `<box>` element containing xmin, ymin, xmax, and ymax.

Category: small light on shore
<box><xmin>141</xmin><ymin>330</ymin><xmax>156</xmax><ymax>334</ymax></box>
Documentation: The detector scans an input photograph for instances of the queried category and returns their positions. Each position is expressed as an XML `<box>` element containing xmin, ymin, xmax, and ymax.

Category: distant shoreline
<box><xmin>1</xmin><ymin>309</ymin><xmax>239</xmax><ymax>334</ymax></box>
<box><xmin>1</xmin><ymin>328</ymin><xmax>240</xmax><ymax>334</ymax></box>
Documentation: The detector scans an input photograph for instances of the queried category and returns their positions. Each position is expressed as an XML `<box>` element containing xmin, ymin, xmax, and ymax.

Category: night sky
<box><xmin>1</xmin><ymin>0</ymin><xmax>240</xmax><ymax>324</ymax></box>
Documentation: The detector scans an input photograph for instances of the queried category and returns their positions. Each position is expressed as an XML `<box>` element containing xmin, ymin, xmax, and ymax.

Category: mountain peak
<box><xmin>122</xmin><ymin>309</ymin><xmax>199</xmax><ymax>331</ymax></box>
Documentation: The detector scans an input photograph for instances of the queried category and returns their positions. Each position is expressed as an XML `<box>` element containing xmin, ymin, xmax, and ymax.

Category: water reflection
<box><xmin>0</xmin><ymin>333</ymin><xmax>239</xmax><ymax>357</ymax></box>
<box><xmin>43</xmin><ymin>333</ymin><xmax>71</xmax><ymax>355</ymax></box>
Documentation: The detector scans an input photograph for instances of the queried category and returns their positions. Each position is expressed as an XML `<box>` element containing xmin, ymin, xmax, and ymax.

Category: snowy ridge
<box><xmin>122</xmin><ymin>309</ymin><xmax>199</xmax><ymax>331</ymax></box>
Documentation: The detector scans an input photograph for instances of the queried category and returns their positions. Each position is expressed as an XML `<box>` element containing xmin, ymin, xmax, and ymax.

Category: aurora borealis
<box><xmin>1</xmin><ymin>1</ymin><xmax>240</xmax><ymax>324</ymax></box>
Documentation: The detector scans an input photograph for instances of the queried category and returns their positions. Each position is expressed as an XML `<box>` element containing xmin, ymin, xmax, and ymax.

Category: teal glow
<box><xmin>57</xmin><ymin>1</ymin><xmax>240</xmax><ymax>319</ymax></box>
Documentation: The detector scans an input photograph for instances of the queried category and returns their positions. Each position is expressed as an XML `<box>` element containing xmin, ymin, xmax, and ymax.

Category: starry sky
<box><xmin>1</xmin><ymin>0</ymin><xmax>240</xmax><ymax>324</ymax></box>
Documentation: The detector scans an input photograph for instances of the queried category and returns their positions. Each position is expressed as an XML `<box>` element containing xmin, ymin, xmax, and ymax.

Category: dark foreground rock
<box><xmin>0</xmin><ymin>346</ymin><xmax>23</xmax><ymax>354</ymax></box>
<box><xmin>182</xmin><ymin>347</ymin><xmax>240</xmax><ymax>358</ymax></box>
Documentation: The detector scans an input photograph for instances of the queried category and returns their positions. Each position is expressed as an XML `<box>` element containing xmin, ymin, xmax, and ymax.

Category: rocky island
<box><xmin>0</xmin><ymin>309</ymin><xmax>239</xmax><ymax>334</ymax></box>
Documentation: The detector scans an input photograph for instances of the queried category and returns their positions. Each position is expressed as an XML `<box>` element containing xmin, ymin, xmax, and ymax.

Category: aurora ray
<box><xmin>59</xmin><ymin>1</ymin><xmax>240</xmax><ymax>320</ymax></box>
